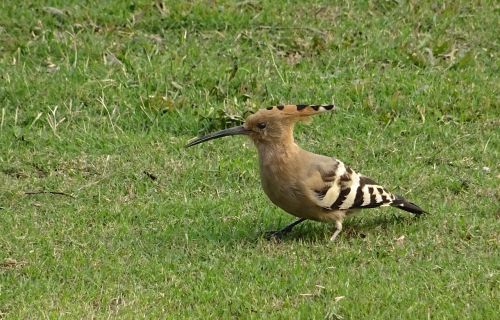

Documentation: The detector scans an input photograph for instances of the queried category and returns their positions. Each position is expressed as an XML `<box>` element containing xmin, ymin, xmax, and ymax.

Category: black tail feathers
<box><xmin>391</xmin><ymin>195</ymin><xmax>426</xmax><ymax>215</ymax></box>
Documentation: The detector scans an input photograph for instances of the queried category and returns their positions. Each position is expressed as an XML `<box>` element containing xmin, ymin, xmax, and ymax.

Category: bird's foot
<box><xmin>263</xmin><ymin>218</ymin><xmax>307</xmax><ymax>241</ymax></box>
<box><xmin>264</xmin><ymin>230</ymin><xmax>287</xmax><ymax>241</ymax></box>
<box><xmin>329</xmin><ymin>220</ymin><xmax>343</xmax><ymax>242</ymax></box>
<box><xmin>329</xmin><ymin>231</ymin><xmax>340</xmax><ymax>241</ymax></box>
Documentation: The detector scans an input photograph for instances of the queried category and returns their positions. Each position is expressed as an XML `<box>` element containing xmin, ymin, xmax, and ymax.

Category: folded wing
<box><xmin>307</xmin><ymin>158</ymin><xmax>416</xmax><ymax>212</ymax></box>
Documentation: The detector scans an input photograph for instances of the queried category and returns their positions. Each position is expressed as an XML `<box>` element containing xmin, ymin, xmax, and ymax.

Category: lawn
<box><xmin>0</xmin><ymin>1</ymin><xmax>498</xmax><ymax>318</ymax></box>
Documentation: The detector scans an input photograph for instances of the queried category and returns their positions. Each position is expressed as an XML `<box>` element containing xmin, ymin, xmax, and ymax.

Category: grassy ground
<box><xmin>0</xmin><ymin>1</ymin><xmax>498</xmax><ymax>318</ymax></box>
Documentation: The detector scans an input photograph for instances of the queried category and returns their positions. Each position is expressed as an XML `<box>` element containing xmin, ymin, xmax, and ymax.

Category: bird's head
<box><xmin>185</xmin><ymin>104</ymin><xmax>336</xmax><ymax>147</ymax></box>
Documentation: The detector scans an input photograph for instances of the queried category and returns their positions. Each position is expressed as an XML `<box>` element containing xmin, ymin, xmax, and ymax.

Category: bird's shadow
<box><xmin>258</xmin><ymin>213</ymin><xmax>422</xmax><ymax>243</ymax></box>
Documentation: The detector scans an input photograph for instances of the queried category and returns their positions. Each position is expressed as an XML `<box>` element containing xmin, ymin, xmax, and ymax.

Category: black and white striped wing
<box><xmin>311</xmin><ymin>160</ymin><xmax>395</xmax><ymax>211</ymax></box>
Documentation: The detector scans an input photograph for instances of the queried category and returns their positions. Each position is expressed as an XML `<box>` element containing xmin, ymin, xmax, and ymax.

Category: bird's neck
<box><xmin>255</xmin><ymin>136</ymin><xmax>301</xmax><ymax>168</ymax></box>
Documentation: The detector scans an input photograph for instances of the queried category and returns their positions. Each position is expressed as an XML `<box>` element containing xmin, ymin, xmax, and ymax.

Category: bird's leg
<box><xmin>265</xmin><ymin>218</ymin><xmax>307</xmax><ymax>240</ymax></box>
<box><xmin>329</xmin><ymin>220</ymin><xmax>343</xmax><ymax>241</ymax></box>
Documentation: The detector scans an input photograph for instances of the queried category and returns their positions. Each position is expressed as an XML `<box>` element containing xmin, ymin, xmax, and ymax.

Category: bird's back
<box><xmin>304</xmin><ymin>151</ymin><xmax>424</xmax><ymax>214</ymax></box>
<box><xmin>259</xmin><ymin>147</ymin><xmax>424</xmax><ymax>220</ymax></box>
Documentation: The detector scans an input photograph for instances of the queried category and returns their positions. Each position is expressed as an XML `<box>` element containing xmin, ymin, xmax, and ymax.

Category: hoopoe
<box><xmin>186</xmin><ymin>104</ymin><xmax>425</xmax><ymax>241</ymax></box>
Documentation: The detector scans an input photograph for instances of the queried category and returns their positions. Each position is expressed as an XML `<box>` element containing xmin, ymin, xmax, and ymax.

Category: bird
<box><xmin>186</xmin><ymin>104</ymin><xmax>425</xmax><ymax>241</ymax></box>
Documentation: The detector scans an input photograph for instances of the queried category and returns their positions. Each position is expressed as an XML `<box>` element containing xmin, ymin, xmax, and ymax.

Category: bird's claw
<box><xmin>264</xmin><ymin>230</ymin><xmax>286</xmax><ymax>241</ymax></box>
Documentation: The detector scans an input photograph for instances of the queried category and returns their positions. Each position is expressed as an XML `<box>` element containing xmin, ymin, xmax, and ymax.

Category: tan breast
<box><xmin>257</xmin><ymin>148</ymin><xmax>326</xmax><ymax>220</ymax></box>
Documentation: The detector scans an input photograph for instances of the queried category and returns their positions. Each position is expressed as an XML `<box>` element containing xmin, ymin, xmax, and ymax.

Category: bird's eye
<box><xmin>256</xmin><ymin>122</ymin><xmax>267</xmax><ymax>129</ymax></box>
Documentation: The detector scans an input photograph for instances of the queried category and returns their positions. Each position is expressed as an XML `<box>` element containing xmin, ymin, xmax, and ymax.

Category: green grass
<box><xmin>1</xmin><ymin>0</ymin><xmax>498</xmax><ymax>318</ymax></box>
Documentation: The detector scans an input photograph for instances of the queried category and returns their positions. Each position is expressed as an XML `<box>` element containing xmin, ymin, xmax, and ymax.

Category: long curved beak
<box><xmin>185</xmin><ymin>125</ymin><xmax>249</xmax><ymax>147</ymax></box>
